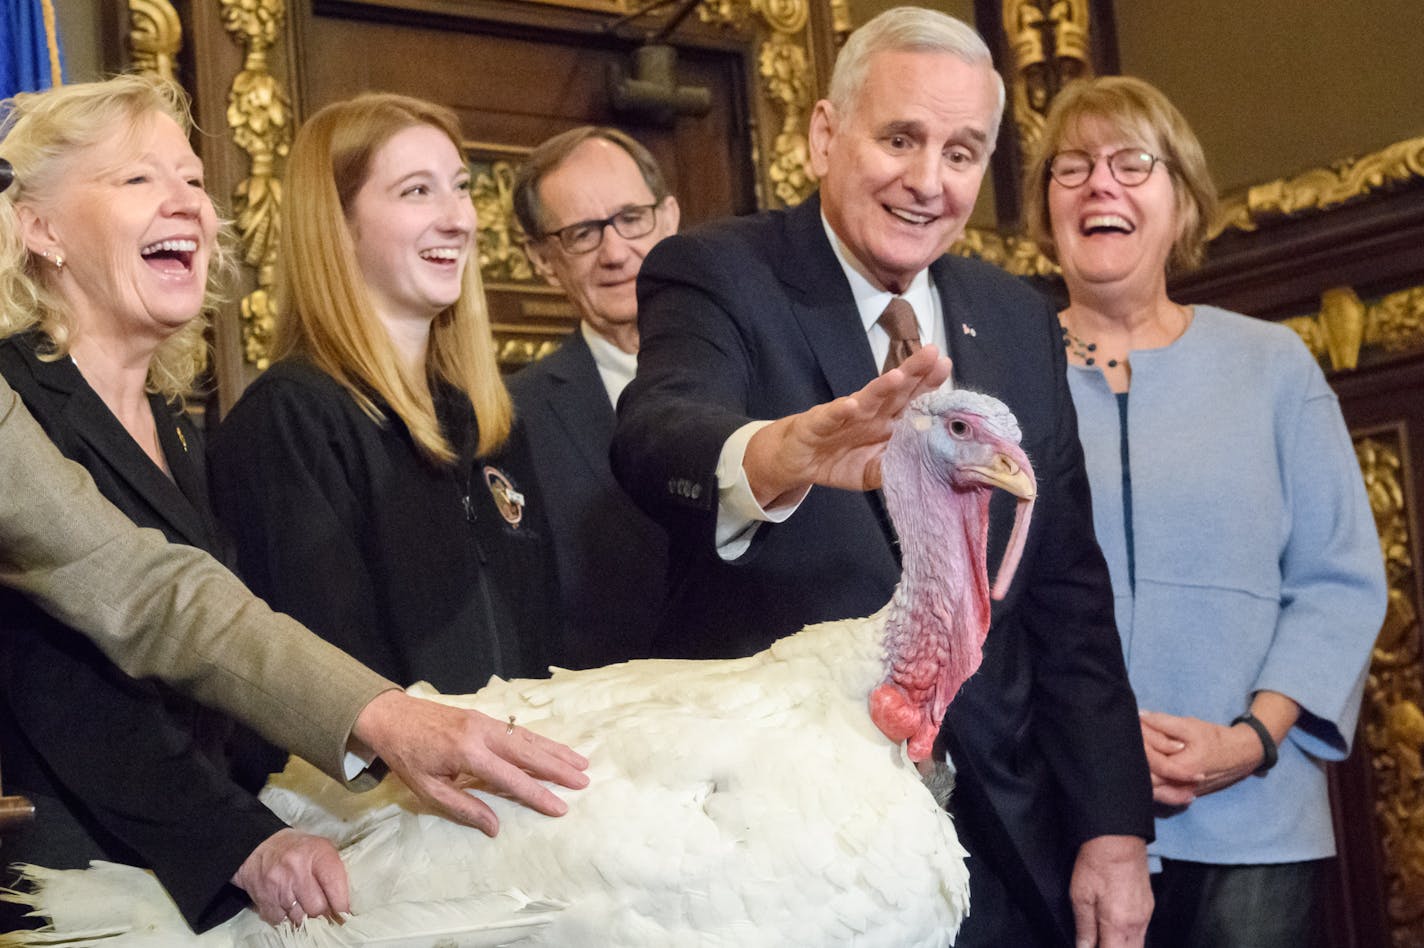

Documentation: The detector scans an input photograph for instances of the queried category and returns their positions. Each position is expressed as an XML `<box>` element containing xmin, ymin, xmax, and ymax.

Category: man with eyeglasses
<box><xmin>611</xmin><ymin>8</ymin><xmax>1152</xmax><ymax>948</ymax></box>
<box><xmin>507</xmin><ymin>127</ymin><xmax>676</xmax><ymax>669</ymax></box>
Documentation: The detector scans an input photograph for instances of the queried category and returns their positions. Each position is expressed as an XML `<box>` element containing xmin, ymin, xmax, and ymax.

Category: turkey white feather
<box><xmin>0</xmin><ymin>384</ymin><xmax>1035</xmax><ymax>948</ymax></box>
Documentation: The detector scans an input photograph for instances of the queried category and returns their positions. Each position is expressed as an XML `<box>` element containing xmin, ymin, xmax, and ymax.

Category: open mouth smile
<box><xmin>140</xmin><ymin>238</ymin><xmax>198</xmax><ymax>273</ymax></box>
<box><xmin>419</xmin><ymin>248</ymin><xmax>462</xmax><ymax>265</ymax></box>
<box><xmin>1081</xmin><ymin>214</ymin><xmax>1134</xmax><ymax>236</ymax></box>
<box><xmin>886</xmin><ymin>206</ymin><xmax>938</xmax><ymax>226</ymax></box>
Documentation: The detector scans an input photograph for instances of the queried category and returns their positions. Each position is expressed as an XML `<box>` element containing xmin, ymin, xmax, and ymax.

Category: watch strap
<box><xmin>1232</xmin><ymin>711</ymin><xmax>1278</xmax><ymax>774</ymax></box>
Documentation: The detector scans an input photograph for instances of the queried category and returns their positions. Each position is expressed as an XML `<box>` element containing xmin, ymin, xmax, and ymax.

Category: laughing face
<box><xmin>347</xmin><ymin>123</ymin><xmax>475</xmax><ymax>332</ymax></box>
<box><xmin>1047</xmin><ymin>117</ymin><xmax>1179</xmax><ymax>300</ymax></box>
<box><xmin>810</xmin><ymin>49</ymin><xmax>999</xmax><ymax>294</ymax></box>
<box><xmin>20</xmin><ymin>111</ymin><xmax>218</xmax><ymax>345</ymax></box>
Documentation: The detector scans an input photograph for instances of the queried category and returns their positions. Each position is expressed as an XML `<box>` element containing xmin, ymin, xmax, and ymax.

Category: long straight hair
<box><xmin>276</xmin><ymin>93</ymin><xmax>511</xmax><ymax>462</ymax></box>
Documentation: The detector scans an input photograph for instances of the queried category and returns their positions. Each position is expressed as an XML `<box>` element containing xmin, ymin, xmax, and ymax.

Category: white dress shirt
<box><xmin>713</xmin><ymin>216</ymin><xmax>948</xmax><ymax>558</ymax></box>
<box><xmin>582</xmin><ymin>321</ymin><xmax>638</xmax><ymax>407</ymax></box>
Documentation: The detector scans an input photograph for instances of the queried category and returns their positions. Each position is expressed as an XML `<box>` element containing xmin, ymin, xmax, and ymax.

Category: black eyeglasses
<box><xmin>540</xmin><ymin>203</ymin><xmax>661</xmax><ymax>254</ymax></box>
<box><xmin>1047</xmin><ymin>149</ymin><xmax>1163</xmax><ymax>188</ymax></box>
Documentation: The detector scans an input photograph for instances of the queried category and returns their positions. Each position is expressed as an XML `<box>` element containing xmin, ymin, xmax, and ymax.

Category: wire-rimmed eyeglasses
<box><xmin>540</xmin><ymin>202</ymin><xmax>661</xmax><ymax>254</ymax></box>
<box><xmin>1047</xmin><ymin>149</ymin><xmax>1164</xmax><ymax>189</ymax></box>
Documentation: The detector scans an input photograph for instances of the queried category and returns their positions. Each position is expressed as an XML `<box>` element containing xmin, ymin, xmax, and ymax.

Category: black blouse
<box><xmin>0</xmin><ymin>333</ymin><xmax>283</xmax><ymax>933</ymax></box>
<box><xmin>208</xmin><ymin>359</ymin><xmax>562</xmax><ymax>696</ymax></box>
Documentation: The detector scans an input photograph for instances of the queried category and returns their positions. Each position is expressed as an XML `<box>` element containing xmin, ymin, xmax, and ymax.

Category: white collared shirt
<box><xmin>822</xmin><ymin>214</ymin><xmax>948</xmax><ymax>363</ymax></box>
<box><xmin>713</xmin><ymin>216</ymin><xmax>947</xmax><ymax>558</ymax></box>
<box><xmin>582</xmin><ymin>322</ymin><xmax>638</xmax><ymax>407</ymax></box>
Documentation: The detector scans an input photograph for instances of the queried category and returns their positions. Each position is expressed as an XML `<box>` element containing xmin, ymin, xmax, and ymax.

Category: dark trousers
<box><xmin>1147</xmin><ymin>858</ymin><xmax>1326</xmax><ymax>948</ymax></box>
<box><xmin>953</xmin><ymin>852</ymin><xmax>1067</xmax><ymax>947</ymax></box>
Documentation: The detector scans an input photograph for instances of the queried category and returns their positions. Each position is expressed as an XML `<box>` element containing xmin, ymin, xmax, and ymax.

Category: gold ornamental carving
<box><xmin>952</xmin><ymin>227</ymin><xmax>1058</xmax><ymax>278</ymax></box>
<box><xmin>1354</xmin><ymin>429</ymin><xmax>1424</xmax><ymax>947</ymax></box>
<box><xmin>128</xmin><ymin>0</ymin><xmax>183</xmax><ymax>82</ymax></box>
<box><xmin>743</xmin><ymin>0</ymin><xmax>815</xmax><ymax>208</ymax></box>
<box><xmin>828</xmin><ymin>0</ymin><xmax>853</xmax><ymax>46</ymax></box>
<box><xmin>1283</xmin><ymin>284</ymin><xmax>1424</xmax><ymax>372</ymax></box>
<box><xmin>759</xmin><ymin>28</ymin><xmax>814</xmax><ymax>206</ymax></box>
<box><xmin>221</xmin><ymin>0</ymin><xmax>292</xmax><ymax>370</ymax></box>
<box><xmin>1001</xmin><ymin>0</ymin><xmax>1093</xmax><ymax>158</ymax></box>
<box><xmin>471</xmin><ymin>157</ymin><xmax>536</xmax><ymax>286</ymax></box>
<box><xmin>1213</xmin><ymin>134</ymin><xmax>1424</xmax><ymax>239</ymax></box>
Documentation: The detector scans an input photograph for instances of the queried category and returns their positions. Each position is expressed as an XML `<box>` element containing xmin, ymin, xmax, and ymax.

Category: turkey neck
<box><xmin>878</xmin><ymin>445</ymin><xmax>994</xmax><ymax>728</ymax></box>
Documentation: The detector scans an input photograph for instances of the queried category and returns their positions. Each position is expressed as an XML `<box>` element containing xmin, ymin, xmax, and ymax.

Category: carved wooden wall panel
<box><xmin>1333</xmin><ymin>360</ymin><xmax>1424</xmax><ymax>948</ymax></box>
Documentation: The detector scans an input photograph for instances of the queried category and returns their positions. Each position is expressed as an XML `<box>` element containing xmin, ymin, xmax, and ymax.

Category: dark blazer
<box><xmin>612</xmin><ymin>196</ymin><xmax>1153</xmax><ymax>944</ymax></box>
<box><xmin>0</xmin><ymin>334</ymin><xmax>284</xmax><ymax>932</ymax></box>
<box><xmin>507</xmin><ymin>329</ymin><xmax>667</xmax><ymax>670</ymax></box>
<box><xmin>209</xmin><ymin>359</ymin><xmax>561</xmax><ymax>694</ymax></box>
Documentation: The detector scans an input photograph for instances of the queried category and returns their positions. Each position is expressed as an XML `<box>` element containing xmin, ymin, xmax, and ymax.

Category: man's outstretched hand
<box><xmin>744</xmin><ymin>346</ymin><xmax>953</xmax><ymax>508</ymax></box>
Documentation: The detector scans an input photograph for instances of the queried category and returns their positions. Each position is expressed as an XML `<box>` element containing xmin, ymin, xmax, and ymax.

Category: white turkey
<box><xmin>0</xmin><ymin>384</ymin><xmax>1035</xmax><ymax>948</ymax></box>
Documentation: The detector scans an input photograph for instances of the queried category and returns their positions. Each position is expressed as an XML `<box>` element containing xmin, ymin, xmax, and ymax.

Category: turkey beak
<box><xmin>963</xmin><ymin>447</ymin><xmax>1036</xmax><ymax>601</ymax></box>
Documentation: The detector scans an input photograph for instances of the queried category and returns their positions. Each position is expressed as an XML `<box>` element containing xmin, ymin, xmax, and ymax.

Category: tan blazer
<box><xmin>0</xmin><ymin>376</ymin><xmax>392</xmax><ymax>781</ymax></box>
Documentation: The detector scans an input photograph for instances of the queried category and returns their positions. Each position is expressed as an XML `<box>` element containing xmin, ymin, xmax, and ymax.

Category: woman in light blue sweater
<box><xmin>1022</xmin><ymin>76</ymin><xmax>1386</xmax><ymax>948</ymax></box>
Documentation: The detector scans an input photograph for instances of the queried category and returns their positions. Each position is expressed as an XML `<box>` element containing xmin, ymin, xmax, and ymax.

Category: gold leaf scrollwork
<box><xmin>128</xmin><ymin>0</ymin><xmax>183</xmax><ymax>82</ymax></box>
<box><xmin>697</xmin><ymin>0</ymin><xmax>749</xmax><ymax>30</ymax></box>
<box><xmin>758</xmin><ymin>31</ymin><xmax>813</xmax><ymax>207</ymax></box>
<box><xmin>828</xmin><ymin>0</ymin><xmax>852</xmax><ymax>46</ymax></box>
<box><xmin>497</xmin><ymin>337</ymin><xmax>564</xmax><ymax>367</ymax></box>
<box><xmin>1213</xmin><ymin>135</ymin><xmax>1424</xmax><ymax>239</ymax></box>
<box><xmin>751</xmin><ymin>0</ymin><xmax>806</xmax><ymax>36</ymax></box>
<box><xmin>1354</xmin><ymin>431</ymin><xmax>1424</xmax><ymax>946</ymax></box>
<box><xmin>472</xmin><ymin>160</ymin><xmax>535</xmax><ymax>285</ymax></box>
<box><xmin>729</xmin><ymin>0</ymin><xmax>813</xmax><ymax>208</ymax></box>
<box><xmin>1001</xmin><ymin>0</ymin><xmax>1093</xmax><ymax>159</ymax></box>
<box><xmin>952</xmin><ymin>227</ymin><xmax>1059</xmax><ymax>278</ymax></box>
<box><xmin>1003</xmin><ymin>0</ymin><xmax>1047</xmax><ymax>157</ymax></box>
<box><xmin>1283</xmin><ymin>283</ymin><xmax>1424</xmax><ymax>373</ymax></box>
<box><xmin>221</xmin><ymin>0</ymin><xmax>291</xmax><ymax>370</ymax></box>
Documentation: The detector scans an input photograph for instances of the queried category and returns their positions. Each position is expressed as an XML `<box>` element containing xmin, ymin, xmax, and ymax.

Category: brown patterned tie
<box><xmin>878</xmin><ymin>297</ymin><xmax>922</xmax><ymax>373</ymax></box>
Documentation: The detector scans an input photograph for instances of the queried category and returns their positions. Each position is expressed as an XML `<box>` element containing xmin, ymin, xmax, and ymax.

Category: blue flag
<box><xmin>1</xmin><ymin>0</ymin><xmax>65</xmax><ymax>100</ymax></box>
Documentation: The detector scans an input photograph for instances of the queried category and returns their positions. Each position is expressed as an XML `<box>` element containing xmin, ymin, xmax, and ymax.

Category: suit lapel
<box><xmin>931</xmin><ymin>255</ymin><xmax>1009</xmax><ymax>397</ymax></box>
<box><xmin>775</xmin><ymin>196</ymin><xmax>879</xmax><ymax>400</ymax></box>
<box><xmin>541</xmin><ymin>331</ymin><xmax>616</xmax><ymax>475</ymax></box>
<box><xmin>773</xmin><ymin>197</ymin><xmax>901</xmax><ymax>552</ymax></box>
<box><xmin>30</xmin><ymin>352</ymin><xmax>213</xmax><ymax>549</ymax></box>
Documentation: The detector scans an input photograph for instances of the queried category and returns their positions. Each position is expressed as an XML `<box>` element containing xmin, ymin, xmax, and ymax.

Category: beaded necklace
<box><xmin>1060</xmin><ymin>323</ymin><xmax>1124</xmax><ymax>369</ymax></box>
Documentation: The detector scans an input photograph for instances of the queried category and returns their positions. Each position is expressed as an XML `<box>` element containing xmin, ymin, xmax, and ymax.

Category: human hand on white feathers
<box><xmin>349</xmin><ymin>690</ymin><xmax>590</xmax><ymax>836</ymax></box>
<box><xmin>4</xmin><ymin>384</ymin><xmax>1036</xmax><ymax>948</ymax></box>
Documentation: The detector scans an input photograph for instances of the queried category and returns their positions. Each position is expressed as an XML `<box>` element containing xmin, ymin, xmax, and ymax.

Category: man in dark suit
<box><xmin>612</xmin><ymin>8</ymin><xmax>1154</xmax><ymax>947</ymax></box>
<box><xmin>508</xmin><ymin>128</ymin><xmax>677</xmax><ymax>669</ymax></box>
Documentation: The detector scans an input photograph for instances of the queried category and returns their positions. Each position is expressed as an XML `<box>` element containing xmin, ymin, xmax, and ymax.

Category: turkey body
<box><xmin>2</xmin><ymin>386</ymin><xmax>1038</xmax><ymax>948</ymax></box>
<box><xmin>8</xmin><ymin>621</ymin><xmax>967</xmax><ymax>948</ymax></box>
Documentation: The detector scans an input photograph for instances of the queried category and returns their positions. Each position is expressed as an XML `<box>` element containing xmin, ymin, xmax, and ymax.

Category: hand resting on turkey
<box><xmin>1</xmin><ymin>384</ymin><xmax>1034</xmax><ymax>948</ymax></box>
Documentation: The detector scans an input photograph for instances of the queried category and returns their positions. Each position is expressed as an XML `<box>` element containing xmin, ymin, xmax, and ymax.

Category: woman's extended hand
<box><xmin>232</xmin><ymin>827</ymin><xmax>350</xmax><ymax>927</ymax></box>
<box><xmin>351</xmin><ymin>690</ymin><xmax>591</xmax><ymax>836</ymax></box>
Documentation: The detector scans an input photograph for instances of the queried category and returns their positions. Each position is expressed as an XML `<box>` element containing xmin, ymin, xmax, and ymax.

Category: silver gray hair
<box><xmin>828</xmin><ymin>7</ymin><xmax>1005</xmax><ymax>142</ymax></box>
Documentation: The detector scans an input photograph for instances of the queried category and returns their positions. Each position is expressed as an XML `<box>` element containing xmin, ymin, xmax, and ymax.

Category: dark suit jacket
<box><xmin>507</xmin><ymin>329</ymin><xmax>667</xmax><ymax>669</ymax></box>
<box><xmin>0</xmin><ymin>334</ymin><xmax>283</xmax><ymax>932</ymax></box>
<box><xmin>612</xmin><ymin>196</ymin><xmax>1152</xmax><ymax>943</ymax></box>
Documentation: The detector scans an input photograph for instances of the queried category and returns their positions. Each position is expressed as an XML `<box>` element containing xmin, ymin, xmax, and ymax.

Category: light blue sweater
<box><xmin>1066</xmin><ymin>305</ymin><xmax>1386</xmax><ymax>863</ymax></box>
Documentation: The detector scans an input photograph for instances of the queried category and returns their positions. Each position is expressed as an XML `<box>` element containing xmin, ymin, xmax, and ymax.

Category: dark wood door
<box><xmin>292</xmin><ymin>0</ymin><xmax>758</xmax><ymax>364</ymax></box>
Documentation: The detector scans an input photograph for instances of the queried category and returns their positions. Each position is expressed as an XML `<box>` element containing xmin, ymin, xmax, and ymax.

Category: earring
<box><xmin>40</xmin><ymin>250</ymin><xmax>64</xmax><ymax>269</ymax></box>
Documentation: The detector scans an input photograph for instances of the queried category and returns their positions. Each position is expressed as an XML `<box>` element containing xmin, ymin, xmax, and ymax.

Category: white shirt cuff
<box><xmin>714</xmin><ymin>420</ymin><xmax>807</xmax><ymax>561</ymax></box>
<box><xmin>342</xmin><ymin>747</ymin><xmax>376</xmax><ymax>781</ymax></box>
